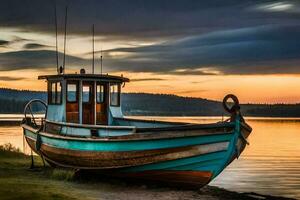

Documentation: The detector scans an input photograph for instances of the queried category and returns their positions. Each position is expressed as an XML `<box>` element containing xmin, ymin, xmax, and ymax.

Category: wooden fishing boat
<box><xmin>21</xmin><ymin>71</ymin><xmax>252</xmax><ymax>187</ymax></box>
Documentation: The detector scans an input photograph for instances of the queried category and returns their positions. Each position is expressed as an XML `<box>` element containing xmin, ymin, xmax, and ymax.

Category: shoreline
<box><xmin>2</xmin><ymin>115</ymin><xmax>300</xmax><ymax>126</ymax></box>
<box><xmin>0</xmin><ymin>147</ymin><xmax>295</xmax><ymax>200</ymax></box>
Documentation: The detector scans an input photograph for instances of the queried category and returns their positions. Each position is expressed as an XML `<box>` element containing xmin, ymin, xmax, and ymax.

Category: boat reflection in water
<box><xmin>21</xmin><ymin>71</ymin><xmax>252</xmax><ymax>187</ymax></box>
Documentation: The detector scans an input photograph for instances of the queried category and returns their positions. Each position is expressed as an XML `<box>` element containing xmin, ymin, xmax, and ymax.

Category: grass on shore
<box><xmin>0</xmin><ymin>144</ymin><xmax>85</xmax><ymax>200</ymax></box>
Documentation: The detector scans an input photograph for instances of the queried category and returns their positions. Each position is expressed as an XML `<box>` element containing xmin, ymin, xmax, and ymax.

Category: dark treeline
<box><xmin>0</xmin><ymin>88</ymin><xmax>46</xmax><ymax>102</ymax></box>
<box><xmin>122</xmin><ymin>93</ymin><xmax>300</xmax><ymax>117</ymax></box>
<box><xmin>0</xmin><ymin>98</ymin><xmax>27</xmax><ymax>113</ymax></box>
<box><xmin>241</xmin><ymin>104</ymin><xmax>300</xmax><ymax>117</ymax></box>
<box><xmin>121</xmin><ymin>93</ymin><xmax>223</xmax><ymax>116</ymax></box>
<box><xmin>0</xmin><ymin>88</ymin><xmax>46</xmax><ymax>114</ymax></box>
<box><xmin>0</xmin><ymin>88</ymin><xmax>300</xmax><ymax>117</ymax></box>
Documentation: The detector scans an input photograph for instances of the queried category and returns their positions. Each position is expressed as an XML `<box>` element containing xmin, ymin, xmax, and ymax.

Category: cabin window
<box><xmin>51</xmin><ymin>83</ymin><xmax>56</xmax><ymax>103</ymax></box>
<box><xmin>82</xmin><ymin>85</ymin><xmax>91</xmax><ymax>103</ymax></box>
<box><xmin>48</xmin><ymin>81</ymin><xmax>62</xmax><ymax>105</ymax></box>
<box><xmin>110</xmin><ymin>83</ymin><xmax>120</xmax><ymax>106</ymax></box>
<box><xmin>96</xmin><ymin>84</ymin><xmax>105</xmax><ymax>103</ymax></box>
<box><xmin>56</xmin><ymin>83</ymin><xmax>61</xmax><ymax>104</ymax></box>
<box><xmin>67</xmin><ymin>83</ymin><xmax>78</xmax><ymax>102</ymax></box>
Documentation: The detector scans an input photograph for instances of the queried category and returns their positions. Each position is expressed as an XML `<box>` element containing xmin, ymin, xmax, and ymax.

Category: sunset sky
<box><xmin>1</xmin><ymin>0</ymin><xmax>300</xmax><ymax>103</ymax></box>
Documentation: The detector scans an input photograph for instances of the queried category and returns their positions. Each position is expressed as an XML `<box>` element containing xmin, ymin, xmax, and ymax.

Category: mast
<box><xmin>54</xmin><ymin>1</ymin><xmax>59</xmax><ymax>74</ymax></box>
<box><xmin>100</xmin><ymin>48</ymin><xmax>103</xmax><ymax>75</ymax></box>
<box><xmin>92</xmin><ymin>24</ymin><xmax>95</xmax><ymax>74</ymax></box>
<box><xmin>63</xmin><ymin>6</ymin><xmax>68</xmax><ymax>74</ymax></box>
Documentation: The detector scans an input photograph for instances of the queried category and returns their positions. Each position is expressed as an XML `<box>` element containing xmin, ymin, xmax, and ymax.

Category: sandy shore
<box><xmin>0</xmin><ymin>145</ymin><xmax>295</xmax><ymax>200</ymax></box>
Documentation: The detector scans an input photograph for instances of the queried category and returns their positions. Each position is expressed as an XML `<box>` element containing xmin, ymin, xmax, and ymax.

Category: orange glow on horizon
<box><xmin>1</xmin><ymin>69</ymin><xmax>300</xmax><ymax>104</ymax></box>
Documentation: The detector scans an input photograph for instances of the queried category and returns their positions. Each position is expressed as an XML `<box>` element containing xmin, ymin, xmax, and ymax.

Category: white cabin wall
<box><xmin>46</xmin><ymin>79</ymin><xmax>66</xmax><ymax>122</ymax></box>
<box><xmin>47</xmin><ymin>105</ymin><xmax>64</xmax><ymax>122</ymax></box>
<box><xmin>109</xmin><ymin>106</ymin><xmax>123</xmax><ymax>117</ymax></box>
<box><xmin>108</xmin><ymin>82</ymin><xmax>124</xmax><ymax>125</ymax></box>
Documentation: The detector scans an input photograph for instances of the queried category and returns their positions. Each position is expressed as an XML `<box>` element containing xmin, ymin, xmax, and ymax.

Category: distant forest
<box><xmin>0</xmin><ymin>88</ymin><xmax>300</xmax><ymax>117</ymax></box>
<box><xmin>0</xmin><ymin>88</ymin><xmax>46</xmax><ymax>113</ymax></box>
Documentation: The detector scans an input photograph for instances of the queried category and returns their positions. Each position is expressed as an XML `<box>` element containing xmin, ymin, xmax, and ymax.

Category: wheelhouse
<box><xmin>39</xmin><ymin>73</ymin><xmax>129</xmax><ymax>126</ymax></box>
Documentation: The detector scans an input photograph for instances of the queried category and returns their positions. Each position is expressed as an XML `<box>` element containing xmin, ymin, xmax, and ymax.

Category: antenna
<box><xmin>62</xmin><ymin>6</ymin><xmax>68</xmax><ymax>74</ymax></box>
<box><xmin>92</xmin><ymin>24</ymin><xmax>95</xmax><ymax>74</ymax></box>
<box><xmin>54</xmin><ymin>1</ymin><xmax>59</xmax><ymax>74</ymax></box>
<box><xmin>100</xmin><ymin>48</ymin><xmax>103</xmax><ymax>75</ymax></box>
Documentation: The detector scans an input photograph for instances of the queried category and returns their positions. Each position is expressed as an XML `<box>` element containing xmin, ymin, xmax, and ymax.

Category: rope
<box><xmin>35</xmin><ymin>128</ymin><xmax>46</xmax><ymax>167</ymax></box>
<box><xmin>30</xmin><ymin>149</ymin><xmax>34</xmax><ymax>169</ymax></box>
<box><xmin>223</xmin><ymin>94</ymin><xmax>249</xmax><ymax>159</ymax></box>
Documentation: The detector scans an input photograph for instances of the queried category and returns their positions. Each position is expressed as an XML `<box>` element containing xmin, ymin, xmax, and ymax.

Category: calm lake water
<box><xmin>0</xmin><ymin>115</ymin><xmax>300</xmax><ymax>199</ymax></box>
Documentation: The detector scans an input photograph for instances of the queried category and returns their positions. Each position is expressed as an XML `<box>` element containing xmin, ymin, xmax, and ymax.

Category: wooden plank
<box><xmin>22</xmin><ymin>123</ymin><xmax>234</xmax><ymax>142</ymax></box>
<box><xmin>25</xmin><ymin>134</ymin><xmax>228</xmax><ymax>169</ymax></box>
<box><xmin>45</xmin><ymin>120</ymin><xmax>135</xmax><ymax>130</ymax></box>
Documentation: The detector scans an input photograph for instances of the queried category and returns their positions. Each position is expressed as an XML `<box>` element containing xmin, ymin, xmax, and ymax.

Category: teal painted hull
<box><xmin>24</xmin><ymin>129</ymin><xmax>233</xmax><ymax>152</ymax></box>
<box><xmin>22</xmin><ymin>118</ymin><xmax>251</xmax><ymax>187</ymax></box>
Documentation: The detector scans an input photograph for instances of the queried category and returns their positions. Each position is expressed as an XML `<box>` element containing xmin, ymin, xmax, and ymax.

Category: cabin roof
<box><xmin>38</xmin><ymin>74</ymin><xmax>130</xmax><ymax>83</ymax></box>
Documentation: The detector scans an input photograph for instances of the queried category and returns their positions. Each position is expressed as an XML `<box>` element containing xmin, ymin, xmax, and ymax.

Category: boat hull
<box><xmin>22</xmin><ymin>120</ymin><xmax>251</xmax><ymax>187</ymax></box>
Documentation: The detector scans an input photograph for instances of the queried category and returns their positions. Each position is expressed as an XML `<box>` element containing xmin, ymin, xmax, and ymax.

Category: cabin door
<box><xmin>82</xmin><ymin>81</ymin><xmax>95</xmax><ymax>124</ymax></box>
<box><xmin>66</xmin><ymin>81</ymin><xmax>79</xmax><ymax>123</ymax></box>
<box><xmin>96</xmin><ymin>82</ymin><xmax>108</xmax><ymax>125</ymax></box>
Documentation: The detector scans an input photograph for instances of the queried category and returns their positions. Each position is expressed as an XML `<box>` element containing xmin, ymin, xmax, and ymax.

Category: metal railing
<box><xmin>23</xmin><ymin>99</ymin><xmax>48</xmax><ymax>129</ymax></box>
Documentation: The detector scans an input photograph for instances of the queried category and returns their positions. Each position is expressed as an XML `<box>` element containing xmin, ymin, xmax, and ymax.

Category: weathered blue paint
<box><xmin>58</xmin><ymin>126</ymin><xmax>134</xmax><ymax>137</ymax></box>
<box><xmin>212</xmin><ymin>116</ymin><xmax>241</xmax><ymax>178</ymax></box>
<box><xmin>118</xmin><ymin>118</ymin><xmax>242</xmax><ymax>179</ymax></box>
<box><xmin>23</xmin><ymin>117</ymin><xmax>245</xmax><ymax>181</ymax></box>
<box><xmin>24</xmin><ymin>129</ymin><xmax>233</xmax><ymax>152</ymax></box>
<box><xmin>47</xmin><ymin>104</ymin><xmax>65</xmax><ymax>122</ymax></box>
<box><xmin>114</xmin><ymin>118</ymin><xmax>175</xmax><ymax>128</ymax></box>
<box><xmin>122</xmin><ymin>151</ymin><xmax>226</xmax><ymax>172</ymax></box>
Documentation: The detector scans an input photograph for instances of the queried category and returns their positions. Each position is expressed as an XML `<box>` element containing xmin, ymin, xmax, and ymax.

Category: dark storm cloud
<box><xmin>0</xmin><ymin>40</ymin><xmax>10</xmax><ymax>46</ymax></box>
<box><xmin>9</xmin><ymin>23</ymin><xmax>300</xmax><ymax>75</ymax></box>
<box><xmin>23</xmin><ymin>43</ymin><xmax>51</xmax><ymax>49</ymax></box>
<box><xmin>0</xmin><ymin>37</ymin><xmax>33</xmax><ymax>48</ymax></box>
<box><xmin>0</xmin><ymin>50</ymin><xmax>89</xmax><ymax>71</ymax></box>
<box><xmin>0</xmin><ymin>0</ymin><xmax>298</xmax><ymax>39</ymax></box>
<box><xmin>102</xmin><ymin>24</ymin><xmax>300</xmax><ymax>75</ymax></box>
<box><xmin>1</xmin><ymin>0</ymin><xmax>300</xmax><ymax>75</ymax></box>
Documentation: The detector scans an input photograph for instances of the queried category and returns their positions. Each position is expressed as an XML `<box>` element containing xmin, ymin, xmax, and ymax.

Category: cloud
<box><xmin>177</xmin><ymin>89</ymin><xmax>207</xmax><ymax>94</ymax></box>
<box><xmin>130</xmin><ymin>78</ymin><xmax>166</xmax><ymax>82</ymax></box>
<box><xmin>0</xmin><ymin>50</ymin><xmax>89</xmax><ymax>71</ymax></box>
<box><xmin>0</xmin><ymin>76</ymin><xmax>26</xmax><ymax>81</ymax></box>
<box><xmin>0</xmin><ymin>0</ymin><xmax>298</xmax><ymax>40</ymax></box>
<box><xmin>0</xmin><ymin>37</ymin><xmax>33</xmax><ymax>48</ymax></box>
<box><xmin>1</xmin><ymin>0</ymin><xmax>300</xmax><ymax>76</ymax></box>
<box><xmin>2</xmin><ymin>24</ymin><xmax>300</xmax><ymax>76</ymax></box>
<box><xmin>254</xmin><ymin>1</ymin><xmax>300</xmax><ymax>13</ymax></box>
<box><xmin>101</xmin><ymin>24</ymin><xmax>300</xmax><ymax>75</ymax></box>
<box><xmin>0</xmin><ymin>40</ymin><xmax>10</xmax><ymax>46</ymax></box>
<box><xmin>23</xmin><ymin>43</ymin><xmax>51</xmax><ymax>49</ymax></box>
